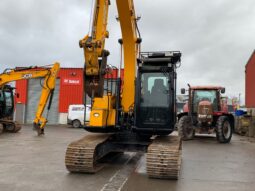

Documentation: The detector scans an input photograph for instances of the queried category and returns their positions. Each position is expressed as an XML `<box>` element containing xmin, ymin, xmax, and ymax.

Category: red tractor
<box><xmin>177</xmin><ymin>85</ymin><xmax>234</xmax><ymax>143</ymax></box>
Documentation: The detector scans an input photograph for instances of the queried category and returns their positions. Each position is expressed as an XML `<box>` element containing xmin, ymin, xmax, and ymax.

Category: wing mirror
<box><xmin>221</xmin><ymin>88</ymin><xmax>225</xmax><ymax>94</ymax></box>
<box><xmin>181</xmin><ymin>88</ymin><xmax>186</xmax><ymax>94</ymax></box>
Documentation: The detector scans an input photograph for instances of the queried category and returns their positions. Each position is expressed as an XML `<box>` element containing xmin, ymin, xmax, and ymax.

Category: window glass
<box><xmin>193</xmin><ymin>90</ymin><xmax>217</xmax><ymax>112</ymax></box>
<box><xmin>4</xmin><ymin>91</ymin><xmax>12</xmax><ymax>107</ymax></box>
<box><xmin>140</xmin><ymin>73</ymin><xmax>170</xmax><ymax>107</ymax></box>
<box><xmin>72</xmin><ymin>107</ymin><xmax>84</xmax><ymax>111</ymax></box>
<box><xmin>0</xmin><ymin>90</ymin><xmax>4</xmax><ymax>102</ymax></box>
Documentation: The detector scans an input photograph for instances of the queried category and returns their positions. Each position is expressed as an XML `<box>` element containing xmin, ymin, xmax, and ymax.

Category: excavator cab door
<box><xmin>134</xmin><ymin>52</ymin><xmax>181</xmax><ymax>136</ymax></box>
<box><xmin>135</xmin><ymin>71</ymin><xmax>174</xmax><ymax>135</ymax></box>
<box><xmin>0</xmin><ymin>86</ymin><xmax>14</xmax><ymax>119</ymax></box>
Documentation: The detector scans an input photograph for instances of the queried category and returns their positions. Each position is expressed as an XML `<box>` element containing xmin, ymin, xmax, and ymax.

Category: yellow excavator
<box><xmin>65</xmin><ymin>0</ymin><xmax>182</xmax><ymax>179</ymax></box>
<box><xmin>0</xmin><ymin>62</ymin><xmax>60</xmax><ymax>135</ymax></box>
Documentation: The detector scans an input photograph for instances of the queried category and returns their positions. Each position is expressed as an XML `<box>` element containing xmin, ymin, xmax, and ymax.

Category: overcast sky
<box><xmin>0</xmin><ymin>0</ymin><xmax>254</xmax><ymax>103</ymax></box>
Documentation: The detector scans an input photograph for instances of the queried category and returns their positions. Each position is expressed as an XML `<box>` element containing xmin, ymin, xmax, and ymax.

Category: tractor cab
<box><xmin>134</xmin><ymin>51</ymin><xmax>181</xmax><ymax>135</ymax></box>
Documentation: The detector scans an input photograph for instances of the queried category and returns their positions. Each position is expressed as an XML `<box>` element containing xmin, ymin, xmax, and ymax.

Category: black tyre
<box><xmin>72</xmin><ymin>120</ymin><xmax>81</xmax><ymax>128</ymax></box>
<box><xmin>216</xmin><ymin>116</ymin><xmax>232</xmax><ymax>143</ymax></box>
<box><xmin>178</xmin><ymin>115</ymin><xmax>195</xmax><ymax>140</ymax></box>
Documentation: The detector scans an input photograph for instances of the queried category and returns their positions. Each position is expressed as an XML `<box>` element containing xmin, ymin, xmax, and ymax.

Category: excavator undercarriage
<box><xmin>65</xmin><ymin>132</ymin><xmax>182</xmax><ymax>179</ymax></box>
<box><xmin>0</xmin><ymin>119</ymin><xmax>21</xmax><ymax>133</ymax></box>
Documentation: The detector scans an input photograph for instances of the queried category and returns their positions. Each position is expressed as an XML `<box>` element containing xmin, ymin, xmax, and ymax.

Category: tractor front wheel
<box><xmin>178</xmin><ymin>115</ymin><xmax>195</xmax><ymax>140</ymax></box>
<box><xmin>216</xmin><ymin>116</ymin><xmax>232</xmax><ymax>143</ymax></box>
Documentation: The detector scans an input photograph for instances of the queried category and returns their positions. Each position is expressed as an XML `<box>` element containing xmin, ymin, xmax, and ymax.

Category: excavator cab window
<box><xmin>140</xmin><ymin>73</ymin><xmax>169</xmax><ymax>107</ymax></box>
<box><xmin>0</xmin><ymin>90</ymin><xmax>3</xmax><ymax>101</ymax></box>
<box><xmin>4</xmin><ymin>91</ymin><xmax>14</xmax><ymax>112</ymax></box>
<box><xmin>0</xmin><ymin>87</ymin><xmax>14</xmax><ymax>118</ymax></box>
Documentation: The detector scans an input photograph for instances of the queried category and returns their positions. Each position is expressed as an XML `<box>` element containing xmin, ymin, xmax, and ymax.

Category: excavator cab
<box><xmin>134</xmin><ymin>52</ymin><xmax>181</xmax><ymax>135</ymax></box>
<box><xmin>0</xmin><ymin>85</ymin><xmax>14</xmax><ymax>119</ymax></box>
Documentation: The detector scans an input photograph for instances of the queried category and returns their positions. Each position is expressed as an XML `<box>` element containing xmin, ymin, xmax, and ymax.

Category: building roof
<box><xmin>190</xmin><ymin>86</ymin><xmax>224</xmax><ymax>90</ymax></box>
<box><xmin>245</xmin><ymin>49</ymin><xmax>255</xmax><ymax>69</ymax></box>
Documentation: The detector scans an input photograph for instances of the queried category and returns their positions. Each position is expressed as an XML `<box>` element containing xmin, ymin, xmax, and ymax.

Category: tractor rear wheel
<box><xmin>178</xmin><ymin>115</ymin><xmax>195</xmax><ymax>140</ymax></box>
<box><xmin>216</xmin><ymin>116</ymin><xmax>232</xmax><ymax>143</ymax></box>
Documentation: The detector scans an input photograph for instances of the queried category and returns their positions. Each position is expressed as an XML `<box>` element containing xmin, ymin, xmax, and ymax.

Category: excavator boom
<box><xmin>116</xmin><ymin>0</ymin><xmax>140</xmax><ymax>112</ymax></box>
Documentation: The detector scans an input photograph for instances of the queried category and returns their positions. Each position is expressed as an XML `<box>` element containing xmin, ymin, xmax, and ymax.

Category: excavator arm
<box><xmin>0</xmin><ymin>62</ymin><xmax>60</xmax><ymax>135</ymax></box>
<box><xmin>31</xmin><ymin>63</ymin><xmax>60</xmax><ymax>134</ymax></box>
<box><xmin>80</xmin><ymin>0</ymin><xmax>110</xmax><ymax>97</ymax></box>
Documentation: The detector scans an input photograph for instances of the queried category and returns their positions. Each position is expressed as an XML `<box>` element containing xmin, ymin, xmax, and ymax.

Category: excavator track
<box><xmin>0</xmin><ymin>120</ymin><xmax>22</xmax><ymax>133</ymax></box>
<box><xmin>11</xmin><ymin>121</ymin><xmax>22</xmax><ymax>133</ymax></box>
<box><xmin>146</xmin><ymin>135</ymin><xmax>182</xmax><ymax>179</ymax></box>
<box><xmin>65</xmin><ymin>134</ymin><xmax>112</xmax><ymax>173</ymax></box>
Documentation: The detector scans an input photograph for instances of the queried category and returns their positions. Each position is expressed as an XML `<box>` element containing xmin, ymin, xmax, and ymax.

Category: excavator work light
<box><xmin>93</xmin><ymin>113</ymin><xmax>100</xmax><ymax>118</ymax></box>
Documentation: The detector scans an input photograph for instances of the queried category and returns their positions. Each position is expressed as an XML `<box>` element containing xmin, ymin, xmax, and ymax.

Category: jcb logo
<box><xmin>22</xmin><ymin>74</ymin><xmax>33</xmax><ymax>79</ymax></box>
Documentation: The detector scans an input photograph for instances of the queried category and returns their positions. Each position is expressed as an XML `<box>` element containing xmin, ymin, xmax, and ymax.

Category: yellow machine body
<box><xmin>89</xmin><ymin>94</ymin><xmax>116</xmax><ymax>127</ymax></box>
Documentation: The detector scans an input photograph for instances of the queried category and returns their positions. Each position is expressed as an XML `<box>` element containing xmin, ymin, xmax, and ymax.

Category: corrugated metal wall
<box><xmin>25</xmin><ymin>78</ymin><xmax>60</xmax><ymax>124</ymax></box>
<box><xmin>246</xmin><ymin>51</ymin><xmax>255</xmax><ymax>108</ymax></box>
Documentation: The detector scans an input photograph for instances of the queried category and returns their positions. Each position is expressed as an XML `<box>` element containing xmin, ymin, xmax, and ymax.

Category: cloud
<box><xmin>0</xmin><ymin>0</ymin><xmax>253</xmax><ymax>103</ymax></box>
